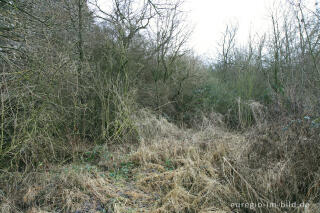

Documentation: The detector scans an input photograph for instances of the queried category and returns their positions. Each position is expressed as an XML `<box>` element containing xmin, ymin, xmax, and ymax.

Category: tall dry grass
<box><xmin>1</xmin><ymin>109</ymin><xmax>320</xmax><ymax>212</ymax></box>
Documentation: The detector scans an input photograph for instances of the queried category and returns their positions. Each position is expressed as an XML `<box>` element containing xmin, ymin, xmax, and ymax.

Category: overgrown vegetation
<box><xmin>0</xmin><ymin>0</ymin><xmax>320</xmax><ymax>212</ymax></box>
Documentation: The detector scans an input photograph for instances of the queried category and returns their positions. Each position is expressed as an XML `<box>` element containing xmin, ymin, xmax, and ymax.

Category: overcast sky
<box><xmin>94</xmin><ymin>0</ymin><xmax>318</xmax><ymax>57</ymax></box>
<box><xmin>184</xmin><ymin>0</ymin><xmax>319</xmax><ymax>57</ymax></box>
<box><xmin>183</xmin><ymin>0</ymin><xmax>274</xmax><ymax>56</ymax></box>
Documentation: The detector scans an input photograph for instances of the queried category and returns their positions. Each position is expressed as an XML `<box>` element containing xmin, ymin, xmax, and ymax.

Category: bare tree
<box><xmin>216</xmin><ymin>23</ymin><xmax>238</xmax><ymax>80</ymax></box>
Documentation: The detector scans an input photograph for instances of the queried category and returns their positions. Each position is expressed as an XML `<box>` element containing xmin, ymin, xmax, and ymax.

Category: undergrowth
<box><xmin>1</xmin><ymin>109</ymin><xmax>319</xmax><ymax>212</ymax></box>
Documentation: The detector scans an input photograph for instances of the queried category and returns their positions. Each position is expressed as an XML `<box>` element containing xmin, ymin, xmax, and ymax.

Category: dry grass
<box><xmin>130</xmin><ymin>110</ymin><xmax>246</xmax><ymax>212</ymax></box>
<box><xmin>1</xmin><ymin>109</ymin><xmax>320</xmax><ymax>212</ymax></box>
<box><xmin>0</xmin><ymin>163</ymin><xmax>156</xmax><ymax>213</ymax></box>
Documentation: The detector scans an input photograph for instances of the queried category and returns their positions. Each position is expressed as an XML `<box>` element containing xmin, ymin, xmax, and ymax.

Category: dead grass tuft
<box><xmin>2</xmin><ymin>110</ymin><xmax>320</xmax><ymax>212</ymax></box>
<box><xmin>129</xmin><ymin>111</ymin><xmax>248</xmax><ymax>212</ymax></box>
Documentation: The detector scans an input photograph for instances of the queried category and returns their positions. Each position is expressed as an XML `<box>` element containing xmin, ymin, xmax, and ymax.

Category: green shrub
<box><xmin>186</xmin><ymin>67</ymin><xmax>271</xmax><ymax>129</ymax></box>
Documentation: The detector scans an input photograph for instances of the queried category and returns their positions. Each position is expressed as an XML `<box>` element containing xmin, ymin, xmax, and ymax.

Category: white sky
<box><xmin>183</xmin><ymin>0</ymin><xmax>274</xmax><ymax>56</ymax></box>
<box><xmin>94</xmin><ymin>0</ymin><xmax>318</xmax><ymax>57</ymax></box>
<box><xmin>184</xmin><ymin>0</ymin><xmax>319</xmax><ymax>57</ymax></box>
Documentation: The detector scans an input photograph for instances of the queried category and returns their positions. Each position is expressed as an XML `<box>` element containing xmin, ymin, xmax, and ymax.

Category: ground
<box><xmin>1</xmin><ymin>110</ymin><xmax>320</xmax><ymax>213</ymax></box>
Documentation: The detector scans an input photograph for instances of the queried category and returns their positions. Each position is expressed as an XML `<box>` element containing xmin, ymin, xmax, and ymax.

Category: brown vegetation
<box><xmin>1</xmin><ymin>0</ymin><xmax>320</xmax><ymax>212</ymax></box>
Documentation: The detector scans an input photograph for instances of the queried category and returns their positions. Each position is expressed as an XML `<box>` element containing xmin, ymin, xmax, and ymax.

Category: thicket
<box><xmin>1</xmin><ymin>0</ymin><xmax>320</xmax><ymax>212</ymax></box>
<box><xmin>0</xmin><ymin>0</ymin><xmax>203</xmax><ymax>171</ymax></box>
<box><xmin>0</xmin><ymin>0</ymin><xmax>320</xmax><ymax>173</ymax></box>
<box><xmin>192</xmin><ymin>1</ymin><xmax>320</xmax><ymax>129</ymax></box>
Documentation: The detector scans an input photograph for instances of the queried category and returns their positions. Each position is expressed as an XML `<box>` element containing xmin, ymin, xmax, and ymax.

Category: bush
<box><xmin>188</xmin><ymin>66</ymin><xmax>271</xmax><ymax>129</ymax></box>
